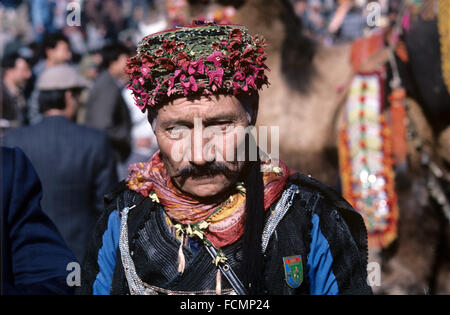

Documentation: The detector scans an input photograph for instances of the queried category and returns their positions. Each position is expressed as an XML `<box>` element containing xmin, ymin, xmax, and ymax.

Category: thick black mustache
<box><xmin>172</xmin><ymin>162</ymin><xmax>237</xmax><ymax>179</ymax></box>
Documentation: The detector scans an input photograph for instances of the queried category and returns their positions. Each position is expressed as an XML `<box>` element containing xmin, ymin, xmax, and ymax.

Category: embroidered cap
<box><xmin>126</xmin><ymin>21</ymin><xmax>269</xmax><ymax>112</ymax></box>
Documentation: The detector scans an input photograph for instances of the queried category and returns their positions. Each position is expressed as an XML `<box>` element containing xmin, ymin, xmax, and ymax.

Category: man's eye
<box><xmin>167</xmin><ymin>127</ymin><xmax>189</xmax><ymax>139</ymax></box>
<box><xmin>210</xmin><ymin>121</ymin><xmax>233</xmax><ymax>130</ymax></box>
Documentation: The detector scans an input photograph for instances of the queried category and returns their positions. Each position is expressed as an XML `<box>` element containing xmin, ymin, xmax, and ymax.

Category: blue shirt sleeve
<box><xmin>93</xmin><ymin>210</ymin><xmax>120</xmax><ymax>295</ymax></box>
<box><xmin>307</xmin><ymin>213</ymin><xmax>339</xmax><ymax>295</ymax></box>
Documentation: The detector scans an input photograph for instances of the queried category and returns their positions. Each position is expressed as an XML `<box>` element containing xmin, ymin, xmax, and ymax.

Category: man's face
<box><xmin>12</xmin><ymin>58</ymin><xmax>32</xmax><ymax>88</ymax></box>
<box><xmin>47</xmin><ymin>40</ymin><xmax>72</xmax><ymax>65</ymax></box>
<box><xmin>152</xmin><ymin>95</ymin><xmax>253</xmax><ymax>200</ymax></box>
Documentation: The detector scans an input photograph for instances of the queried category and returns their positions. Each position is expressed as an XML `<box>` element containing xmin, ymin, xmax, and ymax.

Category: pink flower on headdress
<box><xmin>244</xmin><ymin>75</ymin><xmax>257</xmax><ymax>91</ymax></box>
<box><xmin>141</xmin><ymin>64</ymin><xmax>151</xmax><ymax>78</ymax></box>
<box><xmin>137</xmin><ymin>92</ymin><xmax>151</xmax><ymax>110</ymax></box>
<box><xmin>134</xmin><ymin>96</ymin><xmax>146</xmax><ymax>111</ymax></box>
<box><xmin>152</xmin><ymin>81</ymin><xmax>164</xmax><ymax>97</ymax></box>
<box><xmin>180</xmin><ymin>75</ymin><xmax>199</xmax><ymax>94</ymax></box>
<box><xmin>232</xmin><ymin>81</ymin><xmax>242</xmax><ymax>94</ymax></box>
<box><xmin>207</xmin><ymin>68</ymin><xmax>224</xmax><ymax>91</ymax></box>
<box><xmin>165</xmin><ymin>75</ymin><xmax>179</xmax><ymax>96</ymax></box>
<box><xmin>206</xmin><ymin>50</ymin><xmax>224</xmax><ymax>67</ymax></box>
<box><xmin>188</xmin><ymin>58</ymin><xmax>205</xmax><ymax>75</ymax></box>
<box><xmin>232</xmin><ymin>71</ymin><xmax>245</xmax><ymax>81</ymax></box>
<box><xmin>129</xmin><ymin>78</ymin><xmax>144</xmax><ymax>93</ymax></box>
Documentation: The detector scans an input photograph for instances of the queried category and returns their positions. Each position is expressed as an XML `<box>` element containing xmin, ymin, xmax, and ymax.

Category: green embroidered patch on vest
<box><xmin>283</xmin><ymin>255</ymin><xmax>303</xmax><ymax>288</ymax></box>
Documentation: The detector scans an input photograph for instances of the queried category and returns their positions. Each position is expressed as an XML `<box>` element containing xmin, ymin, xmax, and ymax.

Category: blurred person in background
<box><xmin>2</xmin><ymin>65</ymin><xmax>118</xmax><ymax>262</ymax></box>
<box><xmin>328</xmin><ymin>0</ymin><xmax>367</xmax><ymax>43</ymax></box>
<box><xmin>30</xmin><ymin>0</ymin><xmax>72</xmax><ymax>42</ymax></box>
<box><xmin>28</xmin><ymin>32</ymin><xmax>73</xmax><ymax>125</ymax></box>
<box><xmin>122</xmin><ymin>88</ymin><xmax>159</xmax><ymax>168</ymax></box>
<box><xmin>30</xmin><ymin>0</ymin><xmax>57</xmax><ymax>42</ymax></box>
<box><xmin>84</xmin><ymin>43</ymin><xmax>133</xmax><ymax>179</ymax></box>
<box><xmin>84</xmin><ymin>0</ymin><xmax>126</xmax><ymax>44</ymax></box>
<box><xmin>1</xmin><ymin>146</ymin><xmax>77</xmax><ymax>295</ymax></box>
<box><xmin>1</xmin><ymin>52</ymin><xmax>32</xmax><ymax>135</ymax></box>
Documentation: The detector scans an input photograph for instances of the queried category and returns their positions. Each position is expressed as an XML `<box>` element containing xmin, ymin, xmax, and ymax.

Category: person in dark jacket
<box><xmin>78</xmin><ymin>22</ymin><xmax>372</xmax><ymax>295</ymax></box>
<box><xmin>2</xmin><ymin>65</ymin><xmax>118</xmax><ymax>262</ymax></box>
<box><xmin>84</xmin><ymin>43</ymin><xmax>133</xmax><ymax>167</ymax></box>
<box><xmin>0</xmin><ymin>52</ymin><xmax>32</xmax><ymax>134</ymax></box>
<box><xmin>1</xmin><ymin>146</ymin><xmax>77</xmax><ymax>295</ymax></box>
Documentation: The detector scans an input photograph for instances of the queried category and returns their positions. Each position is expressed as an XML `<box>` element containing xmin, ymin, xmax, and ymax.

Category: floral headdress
<box><xmin>125</xmin><ymin>21</ymin><xmax>269</xmax><ymax>112</ymax></box>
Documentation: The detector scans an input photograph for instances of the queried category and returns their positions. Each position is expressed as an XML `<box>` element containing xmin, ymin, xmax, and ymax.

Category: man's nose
<box><xmin>190</xmin><ymin>134</ymin><xmax>215</xmax><ymax>167</ymax></box>
<box><xmin>190</xmin><ymin>138</ymin><xmax>209</xmax><ymax>166</ymax></box>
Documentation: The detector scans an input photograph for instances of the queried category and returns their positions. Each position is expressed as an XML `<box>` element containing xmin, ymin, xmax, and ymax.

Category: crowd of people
<box><xmin>1</xmin><ymin>1</ymin><xmax>164</xmax><ymax>267</ymax></box>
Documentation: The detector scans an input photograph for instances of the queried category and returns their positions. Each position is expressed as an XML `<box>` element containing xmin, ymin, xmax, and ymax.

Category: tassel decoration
<box><xmin>177</xmin><ymin>234</ymin><xmax>186</xmax><ymax>274</ymax></box>
<box><xmin>216</xmin><ymin>269</ymin><xmax>222</xmax><ymax>295</ymax></box>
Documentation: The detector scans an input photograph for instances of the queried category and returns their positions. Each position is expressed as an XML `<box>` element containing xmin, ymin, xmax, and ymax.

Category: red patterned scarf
<box><xmin>127</xmin><ymin>151</ymin><xmax>292</xmax><ymax>247</ymax></box>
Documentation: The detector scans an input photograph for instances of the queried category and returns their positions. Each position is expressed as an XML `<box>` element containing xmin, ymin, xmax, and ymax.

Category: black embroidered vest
<box><xmin>78</xmin><ymin>173</ymin><xmax>372</xmax><ymax>295</ymax></box>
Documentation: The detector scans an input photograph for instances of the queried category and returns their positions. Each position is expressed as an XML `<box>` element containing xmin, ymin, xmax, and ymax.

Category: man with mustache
<box><xmin>79</xmin><ymin>21</ymin><xmax>372</xmax><ymax>295</ymax></box>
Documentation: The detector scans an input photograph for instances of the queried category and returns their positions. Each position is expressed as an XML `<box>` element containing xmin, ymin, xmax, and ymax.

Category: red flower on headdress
<box><xmin>155</xmin><ymin>49</ymin><xmax>164</xmax><ymax>57</ymax></box>
<box><xmin>236</xmin><ymin>46</ymin><xmax>256</xmax><ymax>73</ymax></box>
<box><xmin>176</xmin><ymin>52</ymin><xmax>191</xmax><ymax>70</ymax></box>
<box><xmin>162</xmin><ymin>39</ymin><xmax>177</xmax><ymax>54</ymax></box>
<box><xmin>229</xmin><ymin>28</ymin><xmax>243</xmax><ymax>42</ymax></box>
<box><xmin>125</xmin><ymin>57</ymin><xmax>142</xmax><ymax>75</ymax></box>
<box><xmin>158</xmin><ymin>57</ymin><xmax>176</xmax><ymax>71</ymax></box>
<box><xmin>206</xmin><ymin>50</ymin><xmax>224</xmax><ymax>67</ymax></box>
<box><xmin>256</xmin><ymin>53</ymin><xmax>267</xmax><ymax>67</ymax></box>
<box><xmin>241</xmin><ymin>46</ymin><xmax>255</xmax><ymax>60</ymax></box>
<box><xmin>141</xmin><ymin>54</ymin><xmax>156</xmax><ymax>67</ymax></box>
<box><xmin>227</xmin><ymin>40</ymin><xmax>241</xmax><ymax>52</ymax></box>
<box><xmin>228</xmin><ymin>50</ymin><xmax>241</xmax><ymax>68</ymax></box>
<box><xmin>255</xmin><ymin>37</ymin><xmax>266</xmax><ymax>54</ymax></box>
<box><xmin>211</xmin><ymin>42</ymin><xmax>220</xmax><ymax>50</ymax></box>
